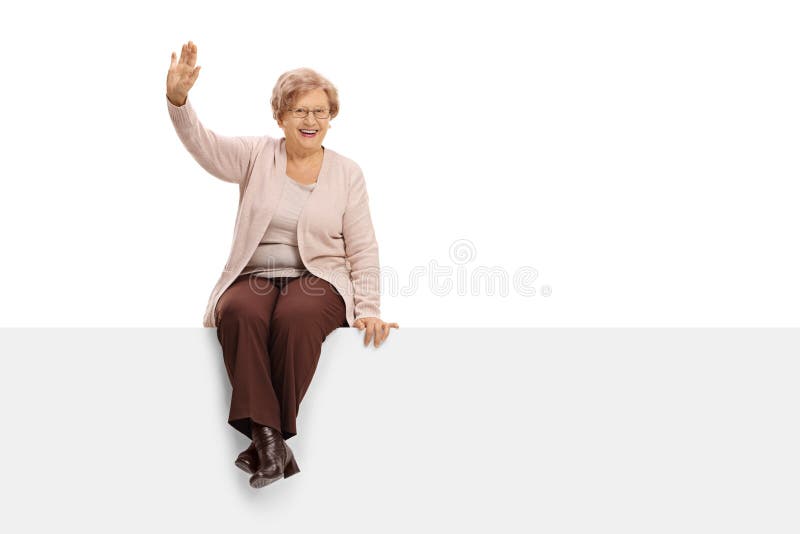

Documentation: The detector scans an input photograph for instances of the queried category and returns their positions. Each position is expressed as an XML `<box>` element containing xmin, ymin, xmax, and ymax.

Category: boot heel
<box><xmin>284</xmin><ymin>449</ymin><xmax>301</xmax><ymax>478</ymax></box>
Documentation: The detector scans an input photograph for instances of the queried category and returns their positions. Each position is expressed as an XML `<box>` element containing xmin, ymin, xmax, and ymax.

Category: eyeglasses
<box><xmin>286</xmin><ymin>107</ymin><xmax>331</xmax><ymax>119</ymax></box>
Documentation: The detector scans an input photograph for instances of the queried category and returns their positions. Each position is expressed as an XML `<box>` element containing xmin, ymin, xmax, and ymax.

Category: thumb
<box><xmin>190</xmin><ymin>65</ymin><xmax>201</xmax><ymax>83</ymax></box>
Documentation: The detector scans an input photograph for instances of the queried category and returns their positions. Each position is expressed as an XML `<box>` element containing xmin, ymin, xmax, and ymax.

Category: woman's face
<box><xmin>277</xmin><ymin>88</ymin><xmax>331</xmax><ymax>154</ymax></box>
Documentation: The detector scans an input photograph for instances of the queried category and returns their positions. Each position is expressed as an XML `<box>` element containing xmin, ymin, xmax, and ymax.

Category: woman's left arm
<box><xmin>343</xmin><ymin>166</ymin><xmax>399</xmax><ymax>347</ymax></box>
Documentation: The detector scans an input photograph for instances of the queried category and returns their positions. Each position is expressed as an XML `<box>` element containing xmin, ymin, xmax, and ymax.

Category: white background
<box><xmin>1</xmin><ymin>0</ymin><xmax>798</xmax><ymax>327</ymax></box>
<box><xmin>1</xmin><ymin>2</ymin><xmax>799</xmax><ymax>531</ymax></box>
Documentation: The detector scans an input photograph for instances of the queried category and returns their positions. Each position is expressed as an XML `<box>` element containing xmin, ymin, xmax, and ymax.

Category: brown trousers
<box><xmin>215</xmin><ymin>272</ymin><xmax>347</xmax><ymax>441</ymax></box>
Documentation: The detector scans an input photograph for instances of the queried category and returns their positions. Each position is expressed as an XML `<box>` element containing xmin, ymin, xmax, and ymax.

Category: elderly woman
<box><xmin>165</xmin><ymin>40</ymin><xmax>398</xmax><ymax>489</ymax></box>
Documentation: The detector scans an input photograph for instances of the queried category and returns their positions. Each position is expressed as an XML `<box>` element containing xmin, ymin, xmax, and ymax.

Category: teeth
<box><xmin>300</xmin><ymin>129</ymin><xmax>317</xmax><ymax>134</ymax></box>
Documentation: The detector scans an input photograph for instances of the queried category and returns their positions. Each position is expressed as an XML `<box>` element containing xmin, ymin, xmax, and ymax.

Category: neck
<box><xmin>285</xmin><ymin>140</ymin><xmax>323</xmax><ymax>164</ymax></box>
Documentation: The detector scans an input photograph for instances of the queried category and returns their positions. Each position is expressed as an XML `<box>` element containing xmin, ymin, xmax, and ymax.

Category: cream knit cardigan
<box><xmin>167</xmin><ymin>96</ymin><xmax>381</xmax><ymax>327</ymax></box>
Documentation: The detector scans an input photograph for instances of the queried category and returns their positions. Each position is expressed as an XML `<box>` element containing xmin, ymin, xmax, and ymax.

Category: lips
<box><xmin>299</xmin><ymin>129</ymin><xmax>318</xmax><ymax>138</ymax></box>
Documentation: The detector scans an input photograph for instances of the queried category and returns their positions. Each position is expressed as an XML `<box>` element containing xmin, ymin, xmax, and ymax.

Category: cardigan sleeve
<box><xmin>166</xmin><ymin>95</ymin><xmax>258</xmax><ymax>185</ymax></box>
<box><xmin>343</xmin><ymin>164</ymin><xmax>381</xmax><ymax>321</ymax></box>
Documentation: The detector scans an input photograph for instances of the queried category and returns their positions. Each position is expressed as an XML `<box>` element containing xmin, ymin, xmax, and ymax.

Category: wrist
<box><xmin>166</xmin><ymin>93</ymin><xmax>187</xmax><ymax>107</ymax></box>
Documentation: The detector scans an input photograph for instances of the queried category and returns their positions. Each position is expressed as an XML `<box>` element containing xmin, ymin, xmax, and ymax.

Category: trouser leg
<box><xmin>216</xmin><ymin>274</ymin><xmax>285</xmax><ymax>439</ymax></box>
<box><xmin>268</xmin><ymin>272</ymin><xmax>347</xmax><ymax>441</ymax></box>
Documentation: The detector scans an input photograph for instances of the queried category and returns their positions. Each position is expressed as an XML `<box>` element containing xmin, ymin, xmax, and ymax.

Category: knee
<box><xmin>270</xmin><ymin>301</ymin><xmax>319</xmax><ymax>337</ymax></box>
<box><xmin>216</xmin><ymin>297</ymin><xmax>268</xmax><ymax>327</ymax></box>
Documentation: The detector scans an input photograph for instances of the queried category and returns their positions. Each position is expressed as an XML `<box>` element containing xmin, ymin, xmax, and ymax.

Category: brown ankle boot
<box><xmin>249</xmin><ymin>423</ymin><xmax>300</xmax><ymax>488</ymax></box>
<box><xmin>234</xmin><ymin>441</ymin><xmax>258</xmax><ymax>474</ymax></box>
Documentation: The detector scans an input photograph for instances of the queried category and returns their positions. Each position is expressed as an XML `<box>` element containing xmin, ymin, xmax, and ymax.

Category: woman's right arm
<box><xmin>166</xmin><ymin>41</ymin><xmax>256</xmax><ymax>185</ymax></box>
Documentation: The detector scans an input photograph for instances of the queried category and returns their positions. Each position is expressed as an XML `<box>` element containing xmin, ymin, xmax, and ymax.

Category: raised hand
<box><xmin>166</xmin><ymin>40</ymin><xmax>201</xmax><ymax>106</ymax></box>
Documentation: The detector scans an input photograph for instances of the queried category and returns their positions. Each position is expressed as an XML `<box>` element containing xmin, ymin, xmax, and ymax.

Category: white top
<box><xmin>240</xmin><ymin>175</ymin><xmax>316</xmax><ymax>278</ymax></box>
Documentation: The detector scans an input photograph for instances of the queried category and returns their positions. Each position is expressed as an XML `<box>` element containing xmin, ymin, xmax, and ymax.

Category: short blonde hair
<box><xmin>270</xmin><ymin>67</ymin><xmax>340</xmax><ymax>122</ymax></box>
